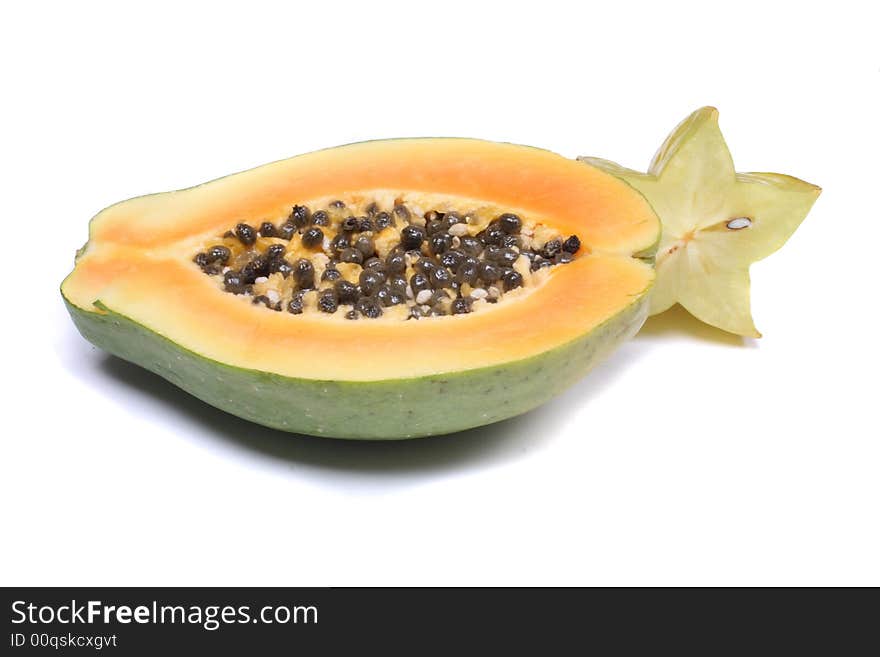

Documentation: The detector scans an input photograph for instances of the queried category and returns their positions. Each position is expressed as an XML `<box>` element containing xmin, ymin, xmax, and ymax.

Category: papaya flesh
<box><xmin>62</xmin><ymin>139</ymin><xmax>660</xmax><ymax>439</ymax></box>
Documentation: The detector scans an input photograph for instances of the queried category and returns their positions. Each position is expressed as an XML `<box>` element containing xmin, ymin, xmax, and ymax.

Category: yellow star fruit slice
<box><xmin>579</xmin><ymin>107</ymin><xmax>821</xmax><ymax>337</ymax></box>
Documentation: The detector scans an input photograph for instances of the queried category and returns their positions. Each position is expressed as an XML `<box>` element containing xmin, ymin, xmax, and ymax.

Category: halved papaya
<box><xmin>62</xmin><ymin>139</ymin><xmax>660</xmax><ymax>439</ymax></box>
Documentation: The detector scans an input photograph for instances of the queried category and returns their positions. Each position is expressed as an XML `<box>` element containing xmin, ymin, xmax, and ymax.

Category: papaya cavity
<box><xmin>193</xmin><ymin>193</ymin><xmax>583</xmax><ymax>320</ymax></box>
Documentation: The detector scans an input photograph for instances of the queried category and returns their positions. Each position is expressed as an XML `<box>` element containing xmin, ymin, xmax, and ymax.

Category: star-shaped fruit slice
<box><xmin>579</xmin><ymin>107</ymin><xmax>821</xmax><ymax>337</ymax></box>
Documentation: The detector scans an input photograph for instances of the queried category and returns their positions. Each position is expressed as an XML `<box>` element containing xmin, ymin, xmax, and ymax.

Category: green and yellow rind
<box><xmin>62</xmin><ymin>288</ymin><xmax>649</xmax><ymax>440</ymax></box>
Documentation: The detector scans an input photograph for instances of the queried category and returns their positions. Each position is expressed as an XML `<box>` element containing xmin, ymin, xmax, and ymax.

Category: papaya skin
<box><xmin>63</xmin><ymin>290</ymin><xmax>649</xmax><ymax>439</ymax></box>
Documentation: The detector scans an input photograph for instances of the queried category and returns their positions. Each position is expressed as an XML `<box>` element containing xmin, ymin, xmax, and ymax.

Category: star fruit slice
<box><xmin>579</xmin><ymin>107</ymin><xmax>821</xmax><ymax>337</ymax></box>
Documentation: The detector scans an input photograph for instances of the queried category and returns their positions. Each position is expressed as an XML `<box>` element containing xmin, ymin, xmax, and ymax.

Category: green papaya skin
<box><xmin>63</xmin><ymin>293</ymin><xmax>649</xmax><ymax>439</ymax></box>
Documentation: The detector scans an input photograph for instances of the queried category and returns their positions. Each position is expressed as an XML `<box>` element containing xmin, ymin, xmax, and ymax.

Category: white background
<box><xmin>2</xmin><ymin>1</ymin><xmax>878</xmax><ymax>586</ymax></box>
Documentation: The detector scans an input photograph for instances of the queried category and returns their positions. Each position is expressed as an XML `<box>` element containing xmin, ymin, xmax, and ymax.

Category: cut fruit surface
<box><xmin>580</xmin><ymin>107</ymin><xmax>821</xmax><ymax>337</ymax></box>
<box><xmin>62</xmin><ymin>138</ymin><xmax>660</xmax><ymax>438</ymax></box>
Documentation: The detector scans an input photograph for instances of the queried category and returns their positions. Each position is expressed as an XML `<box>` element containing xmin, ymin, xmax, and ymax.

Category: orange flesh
<box><xmin>86</xmin><ymin>139</ymin><xmax>658</xmax><ymax>252</ymax></box>
<box><xmin>63</xmin><ymin>139</ymin><xmax>659</xmax><ymax>381</ymax></box>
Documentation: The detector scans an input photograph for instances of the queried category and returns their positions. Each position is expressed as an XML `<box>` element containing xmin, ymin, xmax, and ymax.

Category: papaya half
<box><xmin>62</xmin><ymin>139</ymin><xmax>660</xmax><ymax>439</ymax></box>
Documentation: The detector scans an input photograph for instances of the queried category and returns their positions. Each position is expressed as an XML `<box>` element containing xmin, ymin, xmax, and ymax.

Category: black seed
<box><xmin>207</xmin><ymin>245</ymin><xmax>231</xmax><ymax>264</ymax></box>
<box><xmin>339</xmin><ymin>248</ymin><xmax>364</xmax><ymax>265</ymax></box>
<box><xmin>374</xmin><ymin>212</ymin><xmax>392</xmax><ymax>230</ymax></box>
<box><xmin>376</xmin><ymin>286</ymin><xmax>394</xmax><ymax>307</ymax></box>
<box><xmin>259</xmin><ymin>221</ymin><xmax>277</xmax><ymax>237</ymax></box>
<box><xmin>278</xmin><ymin>221</ymin><xmax>296</xmax><ymax>240</ymax></box>
<box><xmin>265</xmin><ymin>244</ymin><xmax>286</xmax><ymax>260</ymax></box>
<box><xmin>443</xmin><ymin>212</ymin><xmax>463</xmax><ymax>229</ymax></box>
<box><xmin>354</xmin><ymin>235</ymin><xmax>375</xmax><ymax>257</ymax></box>
<box><xmin>554</xmin><ymin>252</ymin><xmax>573</xmax><ymax>264</ymax></box>
<box><xmin>312</xmin><ymin>210</ymin><xmax>330</xmax><ymax>226</ymax></box>
<box><xmin>481</xmin><ymin>223</ymin><xmax>505</xmax><ymax>246</ymax></box>
<box><xmin>365</xmin><ymin>202</ymin><xmax>379</xmax><ymax>216</ymax></box>
<box><xmin>393</xmin><ymin>204</ymin><xmax>411</xmax><ymax>221</ymax></box>
<box><xmin>290</xmin><ymin>205</ymin><xmax>311</xmax><ymax>228</ymax></box>
<box><xmin>400</xmin><ymin>225</ymin><xmax>425</xmax><ymax>250</ymax></box>
<box><xmin>385</xmin><ymin>251</ymin><xmax>406</xmax><ymax>275</ymax></box>
<box><xmin>497</xmin><ymin>247</ymin><xmax>520</xmax><ymax>267</ymax></box>
<box><xmin>240</xmin><ymin>256</ymin><xmax>268</xmax><ymax>283</ymax></box>
<box><xmin>451</xmin><ymin>297</ymin><xmax>473</xmax><ymax>315</ymax></box>
<box><xmin>458</xmin><ymin>236</ymin><xmax>483</xmax><ymax>257</ymax></box>
<box><xmin>408</xmin><ymin>306</ymin><xmax>425</xmax><ymax>320</ymax></box>
<box><xmin>356</xmin><ymin>297</ymin><xmax>383</xmax><ymax>318</ymax></box>
<box><xmin>253</xmin><ymin>295</ymin><xmax>281</xmax><ymax>311</ymax></box>
<box><xmin>497</xmin><ymin>213</ymin><xmax>522</xmax><ymax>234</ymax></box>
<box><xmin>430</xmin><ymin>267</ymin><xmax>453</xmax><ymax>289</ymax></box>
<box><xmin>440</xmin><ymin>249</ymin><xmax>465</xmax><ymax>270</ymax></box>
<box><xmin>430</xmin><ymin>232</ymin><xmax>453</xmax><ymax>255</ymax></box>
<box><xmin>542</xmin><ymin>239</ymin><xmax>562</xmax><ymax>259</ymax></box>
<box><xmin>483</xmin><ymin>245</ymin><xmax>503</xmax><ymax>262</ymax></box>
<box><xmin>223</xmin><ymin>270</ymin><xmax>246</xmax><ymax>293</ymax></box>
<box><xmin>530</xmin><ymin>256</ymin><xmax>552</xmax><ymax>272</ymax></box>
<box><xmin>426</xmin><ymin>218</ymin><xmax>445</xmax><ymax>235</ymax></box>
<box><xmin>477</xmin><ymin>261</ymin><xmax>501</xmax><ymax>283</ymax></box>
<box><xmin>301</xmin><ymin>227</ymin><xmax>324</xmax><ymax>249</ymax></box>
<box><xmin>317</xmin><ymin>290</ymin><xmax>338</xmax><ymax>314</ymax></box>
<box><xmin>273</xmin><ymin>261</ymin><xmax>294</xmax><ymax>277</ymax></box>
<box><xmin>501</xmin><ymin>269</ymin><xmax>523</xmax><ymax>290</ymax></box>
<box><xmin>501</xmin><ymin>234</ymin><xmax>520</xmax><ymax>249</ymax></box>
<box><xmin>363</xmin><ymin>256</ymin><xmax>385</xmax><ymax>272</ymax></box>
<box><xmin>359</xmin><ymin>270</ymin><xmax>385</xmax><ymax>296</ymax></box>
<box><xmin>358</xmin><ymin>217</ymin><xmax>374</xmax><ymax>232</ymax></box>
<box><xmin>254</xmin><ymin>254</ymin><xmax>271</xmax><ymax>275</ymax></box>
<box><xmin>335</xmin><ymin>280</ymin><xmax>359</xmax><ymax>304</ymax></box>
<box><xmin>194</xmin><ymin>252</ymin><xmax>210</xmax><ymax>268</ymax></box>
<box><xmin>329</xmin><ymin>200</ymin><xmax>346</xmax><ymax>210</ymax></box>
<box><xmin>375</xmin><ymin>285</ymin><xmax>406</xmax><ymax>308</ymax></box>
<box><xmin>321</xmin><ymin>266</ymin><xmax>342</xmax><ymax>282</ymax></box>
<box><xmin>345</xmin><ymin>310</ymin><xmax>358</xmax><ymax>320</ymax></box>
<box><xmin>563</xmin><ymin>235</ymin><xmax>581</xmax><ymax>254</ymax></box>
<box><xmin>410</xmin><ymin>273</ymin><xmax>431</xmax><ymax>294</ymax></box>
<box><xmin>387</xmin><ymin>275</ymin><xmax>407</xmax><ymax>295</ymax></box>
<box><xmin>330</xmin><ymin>234</ymin><xmax>350</xmax><ymax>253</ymax></box>
<box><xmin>288</xmin><ymin>293</ymin><xmax>304</xmax><ymax>315</ymax></box>
<box><xmin>341</xmin><ymin>216</ymin><xmax>359</xmax><ymax>232</ymax></box>
<box><xmin>429</xmin><ymin>293</ymin><xmax>449</xmax><ymax>315</ymax></box>
<box><xmin>415</xmin><ymin>257</ymin><xmax>438</xmax><ymax>276</ymax></box>
<box><xmin>455</xmin><ymin>261</ymin><xmax>479</xmax><ymax>285</ymax></box>
<box><xmin>293</xmin><ymin>258</ymin><xmax>315</xmax><ymax>288</ymax></box>
<box><xmin>234</xmin><ymin>223</ymin><xmax>256</xmax><ymax>246</ymax></box>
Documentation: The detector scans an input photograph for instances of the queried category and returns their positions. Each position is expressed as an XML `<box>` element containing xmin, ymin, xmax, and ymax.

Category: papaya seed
<box><xmin>200</xmin><ymin>197</ymin><xmax>581</xmax><ymax>319</ymax></box>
